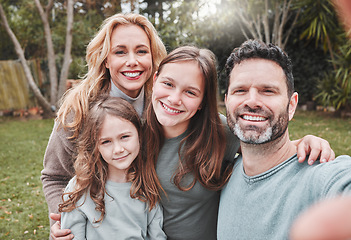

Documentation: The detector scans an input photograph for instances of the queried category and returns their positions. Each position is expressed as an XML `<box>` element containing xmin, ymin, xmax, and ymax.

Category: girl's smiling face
<box><xmin>152</xmin><ymin>61</ymin><xmax>205</xmax><ymax>138</ymax></box>
<box><xmin>98</xmin><ymin>114</ymin><xmax>140</xmax><ymax>182</ymax></box>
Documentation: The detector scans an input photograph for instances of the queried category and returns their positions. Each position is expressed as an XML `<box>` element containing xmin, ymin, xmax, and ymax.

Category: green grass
<box><xmin>289</xmin><ymin>111</ymin><xmax>351</xmax><ymax>156</ymax></box>
<box><xmin>0</xmin><ymin>117</ymin><xmax>54</xmax><ymax>239</ymax></box>
<box><xmin>0</xmin><ymin>110</ymin><xmax>350</xmax><ymax>239</ymax></box>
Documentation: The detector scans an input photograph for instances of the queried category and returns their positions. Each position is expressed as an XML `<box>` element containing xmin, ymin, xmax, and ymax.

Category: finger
<box><xmin>50</xmin><ymin>213</ymin><xmax>62</xmax><ymax>221</ymax></box>
<box><xmin>296</xmin><ymin>142</ymin><xmax>308</xmax><ymax>163</ymax></box>
<box><xmin>51</xmin><ymin>227</ymin><xmax>73</xmax><ymax>240</ymax></box>
<box><xmin>328</xmin><ymin>149</ymin><xmax>335</xmax><ymax>162</ymax></box>
<box><xmin>50</xmin><ymin>232</ymin><xmax>74</xmax><ymax>240</ymax></box>
<box><xmin>307</xmin><ymin>148</ymin><xmax>321</xmax><ymax>165</ymax></box>
<box><xmin>320</xmin><ymin>143</ymin><xmax>335</xmax><ymax>162</ymax></box>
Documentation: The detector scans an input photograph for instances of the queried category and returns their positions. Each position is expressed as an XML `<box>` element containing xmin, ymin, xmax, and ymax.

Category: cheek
<box><xmin>226</xmin><ymin>97</ymin><xmax>238</xmax><ymax>112</ymax></box>
<box><xmin>152</xmin><ymin>85</ymin><xmax>164</xmax><ymax>100</ymax></box>
<box><xmin>187</xmin><ymin>98</ymin><xmax>203</xmax><ymax>112</ymax></box>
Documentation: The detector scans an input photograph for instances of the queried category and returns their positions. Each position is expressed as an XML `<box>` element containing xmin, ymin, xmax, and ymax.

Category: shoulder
<box><xmin>64</xmin><ymin>176</ymin><xmax>78</xmax><ymax>192</ymax></box>
<box><xmin>309</xmin><ymin>155</ymin><xmax>351</xmax><ymax>195</ymax></box>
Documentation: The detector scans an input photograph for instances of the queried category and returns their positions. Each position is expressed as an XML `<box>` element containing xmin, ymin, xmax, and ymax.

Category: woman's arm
<box><xmin>41</xmin><ymin>120</ymin><xmax>76</xmax><ymax>226</ymax></box>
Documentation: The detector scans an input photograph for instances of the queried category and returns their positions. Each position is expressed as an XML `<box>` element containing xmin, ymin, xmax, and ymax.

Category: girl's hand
<box><xmin>293</xmin><ymin>135</ymin><xmax>335</xmax><ymax>165</ymax></box>
<box><xmin>50</xmin><ymin>213</ymin><xmax>74</xmax><ymax>240</ymax></box>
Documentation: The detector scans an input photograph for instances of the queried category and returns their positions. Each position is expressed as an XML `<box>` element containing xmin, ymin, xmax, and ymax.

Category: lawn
<box><xmin>0</xmin><ymin>110</ymin><xmax>350</xmax><ymax>239</ymax></box>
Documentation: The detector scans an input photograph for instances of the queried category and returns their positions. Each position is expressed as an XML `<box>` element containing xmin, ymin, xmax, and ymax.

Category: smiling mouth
<box><xmin>161</xmin><ymin>102</ymin><xmax>182</xmax><ymax>113</ymax></box>
<box><xmin>241</xmin><ymin>114</ymin><xmax>267</xmax><ymax>122</ymax></box>
<box><xmin>122</xmin><ymin>72</ymin><xmax>142</xmax><ymax>78</ymax></box>
<box><xmin>113</xmin><ymin>154</ymin><xmax>129</xmax><ymax>161</ymax></box>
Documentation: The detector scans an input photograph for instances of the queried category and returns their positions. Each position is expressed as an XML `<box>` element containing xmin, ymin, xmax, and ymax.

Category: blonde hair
<box><xmin>57</xmin><ymin>13</ymin><xmax>167</xmax><ymax>137</ymax></box>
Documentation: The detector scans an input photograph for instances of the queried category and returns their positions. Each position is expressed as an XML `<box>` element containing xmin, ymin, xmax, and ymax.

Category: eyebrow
<box><xmin>111</xmin><ymin>44</ymin><xmax>150</xmax><ymax>50</ymax></box>
<box><xmin>161</xmin><ymin>76</ymin><xmax>202</xmax><ymax>93</ymax></box>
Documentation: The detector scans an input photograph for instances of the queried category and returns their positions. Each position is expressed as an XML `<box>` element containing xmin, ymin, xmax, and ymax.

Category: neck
<box><xmin>107</xmin><ymin>169</ymin><xmax>128</xmax><ymax>183</ymax></box>
<box><xmin>162</xmin><ymin>121</ymin><xmax>189</xmax><ymax>139</ymax></box>
<box><xmin>240</xmin><ymin>130</ymin><xmax>296</xmax><ymax>176</ymax></box>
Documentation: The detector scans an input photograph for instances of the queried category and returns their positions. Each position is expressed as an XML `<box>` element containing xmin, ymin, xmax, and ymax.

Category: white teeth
<box><xmin>162</xmin><ymin>103</ymin><xmax>181</xmax><ymax>113</ymax></box>
<box><xmin>242</xmin><ymin>115</ymin><xmax>266</xmax><ymax>121</ymax></box>
<box><xmin>123</xmin><ymin>72</ymin><xmax>141</xmax><ymax>77</ymax></box>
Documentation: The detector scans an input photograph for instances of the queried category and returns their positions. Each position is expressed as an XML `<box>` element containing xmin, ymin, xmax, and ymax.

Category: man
<box><xmin>217</xmin><ymin>39</ymin><xmax>351</xmax><ymax>240</ymax></box>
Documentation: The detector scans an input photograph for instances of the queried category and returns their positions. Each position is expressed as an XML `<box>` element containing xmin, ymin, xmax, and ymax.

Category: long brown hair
<box><xmin>145</xmin><ymin>46</ymin><xmax>229</xmax><ymax>192</ymax></box>
<box><xmin>59</xmin><ymin>96</ymin><xmax>160</xmax><ymax>222</ymax></box>
<box><xmin>57</xmin><ymin>13</ymin><xmax>167</xmax><ymax>138</ymax></box>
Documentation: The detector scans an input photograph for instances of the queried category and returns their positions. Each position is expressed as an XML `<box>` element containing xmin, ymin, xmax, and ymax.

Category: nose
<box><xmin>167</xmin><ymin>90</ymin><xmax>182</xmax><ymax>106</ymax></box>
<box><xmin>126</xmin><ymin>53</ymin><xmax>138</xmax><ymax>67</ymax></box>
<box><xmin>244</xmin><ymin>89</ymin><xmax>262</xmax><ymax>109</ymax></box>
<box><xmin>113</xmin><ymin>142</ymin><xmax>124</xmax><ymax>154</ymax></box>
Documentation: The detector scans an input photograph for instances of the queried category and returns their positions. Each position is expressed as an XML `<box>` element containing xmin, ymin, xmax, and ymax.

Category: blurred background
<box><xmin>0</xmin><ymin>0</ymin><xmax>350</xmax><ymax>118</ymax></box>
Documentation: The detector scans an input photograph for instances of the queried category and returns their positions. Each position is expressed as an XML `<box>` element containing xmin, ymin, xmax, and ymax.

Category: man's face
<box><xmin>225</xmin><ymin>58</ymin><xmax>297</xmax><ymax>144</ymax></box>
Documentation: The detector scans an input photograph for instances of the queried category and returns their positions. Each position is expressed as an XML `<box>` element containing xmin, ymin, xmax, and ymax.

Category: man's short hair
<box><xmin>225</xmin><ymin>39</ymin><xmax>294</xmax><ymax>97</ymax></box>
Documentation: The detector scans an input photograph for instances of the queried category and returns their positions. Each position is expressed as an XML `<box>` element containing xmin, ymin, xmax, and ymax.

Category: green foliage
<box><xmin>294</xmin><ymin>0</ymin><xmax>341</xmax><ymax>51</ymax></box>
<box><xmin>285</xmin><ymin>20</ymin><xmax>333</xmax><ymax>104</ymax></box>
<box><xmin>315</xmin><ymin>41</ymin><xmax>351</xmax><ymax>111</ymax></box>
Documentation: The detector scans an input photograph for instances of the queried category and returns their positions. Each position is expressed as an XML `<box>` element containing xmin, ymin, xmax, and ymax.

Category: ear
<box><xmin>288</xmin><ymin>92</ymin><xmax>298</xmax><ymax>121</ymax></box>
<box><xmin>153</xmin><ymin>72</ymin><xmax>158</xmax><ymax>84</ymax></box>
<box><xmin>224</xmin><ymin>94</ymin><xmax>228</xmax><ymax>105</ymax></box>
<box><xmin>105</xmin><ymin>60</ymin><xmax>109</xmax><ymax>69</ymax></box>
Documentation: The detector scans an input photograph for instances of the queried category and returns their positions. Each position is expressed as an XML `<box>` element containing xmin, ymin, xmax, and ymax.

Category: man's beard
<box><xmin>227</xmin><ymin>105</ymin><xmax>289</xmax><ymax>145</ymax></box>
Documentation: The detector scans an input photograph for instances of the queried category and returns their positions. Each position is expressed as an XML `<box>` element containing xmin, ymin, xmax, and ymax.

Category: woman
<box><xmin>41</xmin><ymin>12</ymin><xmax>167</xmax><ymax>228</ymax></box>
<box><xmin>51</xmin><ymin>46</ymin><xmax>334</xmax><ymax>239</ymax></box>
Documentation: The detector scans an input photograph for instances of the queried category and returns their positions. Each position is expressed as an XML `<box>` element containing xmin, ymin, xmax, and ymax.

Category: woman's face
<box><xmin>106</xmin><ymin>24</ymin><xmax>152</xmax><ymax>98</ymax></box>
<box><xmin>152</xmin><ymin>61</ymin><xmax>205</xmax><ymax>138</ymax></box>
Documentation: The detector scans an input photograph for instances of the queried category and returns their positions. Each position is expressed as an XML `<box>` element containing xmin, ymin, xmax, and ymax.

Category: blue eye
<box><xmin>115</xmin><ymin>51</ymin><xmax>125</xmax><ymax>55</ymax></box>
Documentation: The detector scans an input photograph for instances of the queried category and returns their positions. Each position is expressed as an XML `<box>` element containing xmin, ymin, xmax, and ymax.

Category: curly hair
<box><xmin>59</xmin><ymin>96</ymin><xmax>160</xmax><ymax>222</ymax></box>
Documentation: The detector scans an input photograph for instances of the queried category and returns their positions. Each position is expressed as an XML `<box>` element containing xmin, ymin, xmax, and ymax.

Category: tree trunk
<box><xmin>34</xmin><ymin>0</ymin><xmax>58</xmax><ymax>106</ymax></box>
<box><xmin>58</xmin><ymin>0</ymin><xmax>74</xmax><ymax>99</ymax></box>
<box><xmin>0</xmin><ymin>4</ymin><xmax>55</xmax><ymax>118</ymax></box>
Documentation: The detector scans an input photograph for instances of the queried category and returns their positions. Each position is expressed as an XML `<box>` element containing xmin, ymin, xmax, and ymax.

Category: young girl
<box><xmin>58</xmin><ymin>96</ymin><xmax>166</xmax><ymax>239</ymax></box>
<box><xmin>41</xmin><ymin>12</ymin><xmax>167</xmax><ymax>227</ymax></box>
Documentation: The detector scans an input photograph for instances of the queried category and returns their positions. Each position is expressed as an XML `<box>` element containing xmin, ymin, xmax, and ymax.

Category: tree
<box><xmin>0</xmin><ymin>0</ymin><xmax>74</xmax><ymax>117</ymax></box>
<box><xmin>296</xmin><ymin>0</ymin><xmax>351</xmax><ymax>113</ymax></box>
<box><xmin>230</xmin><ymin>0</ymin><xmax>300</xmax><ymax>49</ymax></box>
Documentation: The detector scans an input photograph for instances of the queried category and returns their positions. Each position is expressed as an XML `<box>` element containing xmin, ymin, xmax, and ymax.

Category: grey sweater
<box><xmin>156</xmin><ymin>114</ymin><xmax>240</xmax><ymax>240</ymax></box>
<box><xmin>61</xmin><ymin>178</ymin><xmax>166</xmax><ymax>239</ymax></box>
<box><xmin>218</xmin><ymin>154</ymin><xmax>351</xmax><ymax>240</ymax></box>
